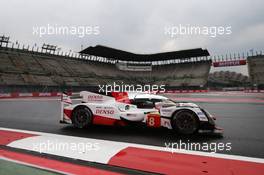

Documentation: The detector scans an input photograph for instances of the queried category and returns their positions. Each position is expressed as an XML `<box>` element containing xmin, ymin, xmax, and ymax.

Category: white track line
<box><xmin>1</xmin><ymin>127</ymin><xmax>264</xmax><ymax>164</ymax></box>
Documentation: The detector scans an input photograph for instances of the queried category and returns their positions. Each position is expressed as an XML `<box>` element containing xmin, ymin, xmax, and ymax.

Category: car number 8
<box><xmin>147</xmin><ymin>114</ymin><xmax>160</xmax><ymax>127</ymax></box>
<box><xmin>148</xmin><ymin>117</ymin><xmax>155</xmax><ymax>126</ymax></box>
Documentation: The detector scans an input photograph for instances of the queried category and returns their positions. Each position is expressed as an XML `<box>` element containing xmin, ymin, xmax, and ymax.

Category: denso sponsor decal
<box><xmin>95</xmin><ymin>109</ymin><xmax>115</xmax><ymax>115</ymax></box>
<box><xmin>87</xmin><ymin>95</ymin><xmax>103</xmax><ymax>101</ymax></box>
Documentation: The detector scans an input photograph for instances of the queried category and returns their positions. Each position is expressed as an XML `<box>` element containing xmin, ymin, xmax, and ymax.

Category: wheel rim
<box><xmin>73</xmin><ymin>108</ymin><xmax>91</xmax><ymax>128</ymax></box>
<box><xmin>76</xmin><ymin>110</ymin><xmax>87</xmax><ymax>123</ymax></box>
<box><xmin>174</xmin><ymin>112</ymin><xmax>197</xmax><ymax>134</ymax></box>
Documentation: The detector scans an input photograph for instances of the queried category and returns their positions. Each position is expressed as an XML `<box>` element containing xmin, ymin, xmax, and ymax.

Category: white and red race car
<box><xmin>60</xmin><ymin>91</ymin><xmax>223</xmax><ymax>135</ymax></box>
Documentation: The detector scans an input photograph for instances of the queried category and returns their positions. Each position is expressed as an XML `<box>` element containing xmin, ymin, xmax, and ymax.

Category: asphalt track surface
<box><xmin>0</xmin><ymin>92</ymin><xmax>264</xmax><ymax>159</ymax></box>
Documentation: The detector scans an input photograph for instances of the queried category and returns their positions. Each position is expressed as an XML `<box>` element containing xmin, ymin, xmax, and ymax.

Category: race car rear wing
<box><xmin>80</xmin><ymin>91</ymin><xmax>114</xmax><ymax>103</ymax></box>
<box><xmin>60</xmin><ymin>91</ymin><xmax>132</xmax><ymax>110</ymax></box>
<box><xmin>80</xmin><ymin>91</ymin><xmax>131</xmax><ymax>104</ymax></box>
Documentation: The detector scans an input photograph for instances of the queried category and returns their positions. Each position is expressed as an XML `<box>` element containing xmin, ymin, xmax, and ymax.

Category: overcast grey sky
<box><xmin>1</xmin><ymin>0</ymin><xmax>263</xmax><ymax>75</ymax></box>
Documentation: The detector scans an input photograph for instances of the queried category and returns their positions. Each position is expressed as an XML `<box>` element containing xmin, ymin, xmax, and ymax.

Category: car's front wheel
<box><xmin>171</xmin><ymin>110</ymin><xmax>199</xmax><ymax>135</ymax></box>
<box><xmin>72</xmin><ymin>107</ymin><xmax>93</xmax><ymax>128</ymax></box>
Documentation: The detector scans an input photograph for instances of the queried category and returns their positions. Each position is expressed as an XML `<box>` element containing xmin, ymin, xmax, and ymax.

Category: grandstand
<box><xmin>208</xmin><ymin>71</ymin><xmax>250</xmax><ymax>88</ymax></box>
<box><xmin>0</xmin><ymin>37</ymin><xmax>212</xmax><ymax>93</ymax></box>
<box><xmin>247</xmin><ymin>55</ymin><xmax>264</xmax><ymax>89</ymax></box>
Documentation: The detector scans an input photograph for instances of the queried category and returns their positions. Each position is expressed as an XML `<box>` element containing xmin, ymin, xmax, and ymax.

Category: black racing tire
<box><xmin>171</xmin><ymin>110</ymin><xmax>199</xmax><ymax>135</ymax></box>
<box><xmin>72</xmin><ymin>106</ymin><xmax>93</xmax><ymax>128</ymax></box>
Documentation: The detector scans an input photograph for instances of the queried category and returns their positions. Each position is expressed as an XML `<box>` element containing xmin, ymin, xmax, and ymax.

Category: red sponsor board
<box><xmin>213</xmin><ymin>60</ymin><xmax>246</xmax><ymax>67</ymax></box>
<box><xmin>0</xmin><ymin>92</ymin><xmax>61</xmax><ymax>99</ymax></box>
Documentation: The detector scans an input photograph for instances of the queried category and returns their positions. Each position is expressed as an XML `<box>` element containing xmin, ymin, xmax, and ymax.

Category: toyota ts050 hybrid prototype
<box><xmin>60</xmin><ymin>91</ymin><xmax>223</xmax><ymax>135</ymax></box>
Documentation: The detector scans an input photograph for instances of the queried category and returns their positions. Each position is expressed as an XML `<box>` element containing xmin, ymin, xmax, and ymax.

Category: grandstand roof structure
<box><xmin>79</xmin><ymin>45</ymin><xmax>210</xmax><ymax>62</ymax></box>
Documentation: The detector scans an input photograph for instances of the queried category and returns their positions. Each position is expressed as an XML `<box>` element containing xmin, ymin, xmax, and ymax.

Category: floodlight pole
<box><xmin>0</xmin><ymin>35</ymin><xmax>10</xmax><ymax>47</ymax></box>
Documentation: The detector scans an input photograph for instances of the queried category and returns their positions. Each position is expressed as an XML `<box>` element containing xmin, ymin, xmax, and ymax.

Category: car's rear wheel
<box><xmin>72</xmin><ymin>107</ymin><xmax>92</xmax><ymax>128</ymax></box>
<box><xmin>171</xmin><ymin>110</ymin><xmax>199</xmax><ymax>135</ymax></box>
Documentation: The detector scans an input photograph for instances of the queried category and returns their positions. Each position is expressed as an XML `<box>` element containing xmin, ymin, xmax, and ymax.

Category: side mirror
<box><xmin>155</xmin><ymin>102</ymin><xmax>163</xmax><ymax>110</ymax></box>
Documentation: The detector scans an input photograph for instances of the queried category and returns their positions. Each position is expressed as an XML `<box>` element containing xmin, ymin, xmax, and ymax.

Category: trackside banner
<box><xmin>213</xmin><ymin>60</ymin><xmax>246</xmax><ymax>67</ymax></box>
